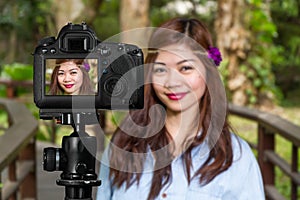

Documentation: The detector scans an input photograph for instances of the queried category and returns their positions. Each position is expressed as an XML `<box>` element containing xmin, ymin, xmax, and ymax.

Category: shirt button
<box><xmin>162</xmin><ymin>193</ymin><xmax>167</xmax><ymax>198</ymax></box>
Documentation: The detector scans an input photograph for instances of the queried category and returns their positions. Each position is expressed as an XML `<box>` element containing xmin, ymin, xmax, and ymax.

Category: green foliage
<box><xmin>92</xmin><ymin>0</ymin><xmax>120</xmax><ymax>40</ymax></box>
<box><xmin>150</xmin><ymin>1</ymin><xmax>179</xmax><ymax>27</ymax></box>
<box><xmin>243</xmin><ymin>0</ymin><xmax>284</xmax><ymax>104</ymax></box>
<box><xmin>270</xmin><ymin>0</ymin><xmax>300</xmax><ymax>98</ymax></box>
<box><xmin>20</xmin><ymin>1</ymin><xmax>49</xmax><ymax>38</ymax></box>
<box><xmin>1</xmin><ymin>63</ymin><xmax>33</xmax><ymax>80</ymax></box>
<box><xmin>0</xmin><ymin>109</ymin><xmax>8</xmax><ymax>136</ymax></box>
<box><xmin>150</xmin><ymin>0</ymin><xmax>217</xmax><ymax>29</ymax></box>
<box><xmin>0</xmin><ymin>0</ymin><xmax>53</xmax><ymax>63</ymax></box>
<box><xmin>0</xmin><ymin>63</ymin><xmax>33</xmax><ymax>97</ymax></box>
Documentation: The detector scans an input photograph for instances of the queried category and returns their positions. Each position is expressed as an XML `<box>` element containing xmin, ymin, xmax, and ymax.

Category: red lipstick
<box><xmin>166</xmin><ymin>92</ymin><xmax>187</xmax><ymax>100</ymax></box>
<box><xmin>64</xmin><ymin>84</ymin><xmax>74</xmax><ymax>89</ymax></box>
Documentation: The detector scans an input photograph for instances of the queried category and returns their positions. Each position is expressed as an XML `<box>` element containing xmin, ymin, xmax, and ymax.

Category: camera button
<box><xmin>101</xmin><ymin>47</ymin><xmax>110</xmax><ymax>56</ymax></box>
<box><xmin>50</xmin><ymin>48</ymin><xmax>56</xmax><ymax>54</ymax></box>
<box><xmin>42</xmin><ymin>48</ymin><xmax>48</xmax><ymax>54</ymax></box>
<box><xmin>76</xmin><ymin>162</ymin><xmax>87</xmax><ymax>173</ymax></box>
<box><xmin>118</xmin><ymin>45</ymin><xmax>124</xmax><ymax>51</ymax></box>
<box><xmin>102</xmin><ymin>68</ymin><xmax>109</xmax><ymax>74</ymax></box>
<box><xmin>102</xmin><ymin>59</ymin><xmax>109</xmax><ymax>66</ymax></box>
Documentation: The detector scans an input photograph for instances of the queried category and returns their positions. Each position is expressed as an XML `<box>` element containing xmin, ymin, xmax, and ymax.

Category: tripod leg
<box><xmin>65</xmin><ymin>186</ymin><xmax>93</xmax><ymax>200</ymax></box>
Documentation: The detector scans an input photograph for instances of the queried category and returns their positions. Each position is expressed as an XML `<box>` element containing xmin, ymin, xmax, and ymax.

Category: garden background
<box><xmin>0</xmin><ymin>0</ymin><xmax>299</xmax><ymax>198</ymax></box>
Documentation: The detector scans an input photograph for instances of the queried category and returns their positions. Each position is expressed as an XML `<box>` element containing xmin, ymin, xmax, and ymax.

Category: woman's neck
<box><xmin>165</xmin><ymin>107</ymin><xmax>200</xmax><ymax>156</ymax></box>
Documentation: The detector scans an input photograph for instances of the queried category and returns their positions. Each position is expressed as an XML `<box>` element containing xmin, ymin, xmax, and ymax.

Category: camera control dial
<box><xmin>39</xmin><ymin>36</ymin><xmax>56</xmax><ymax>46</ymax></box>
<box><xmin>100</xmin><ymin>46</ymin><xmax>111</xmax><ymax>56</ymax></box>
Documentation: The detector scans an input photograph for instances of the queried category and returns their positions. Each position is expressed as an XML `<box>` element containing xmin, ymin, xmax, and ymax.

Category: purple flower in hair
<box><xmin>207</xmin><ymin>47</ymin><xmax>222</xmax><ymax>66</ymax></box>
<box><xmin>83</xmin><ymin>62</ymin><xmax>90</xmax><ymax>72</ymax></box>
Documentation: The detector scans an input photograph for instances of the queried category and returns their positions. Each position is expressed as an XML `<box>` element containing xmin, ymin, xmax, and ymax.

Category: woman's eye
<box><xmin>70</xmin><ymin>70</ymin><xmax>78</xmax><ymax>75</ymax></box>
<box><xmin>180</xmin><ymin>66</ymin><xmax>194</xmax><ymax>72</ymax></box>
<box><xmin>58</xmin><ymin>72</ymin><xmax>64</xmax><ymax>76</ymax></box>
<box><xmin>153</xmin><ymin>66</ymin><xmax>167</xmax><ymax>74</ymax></box>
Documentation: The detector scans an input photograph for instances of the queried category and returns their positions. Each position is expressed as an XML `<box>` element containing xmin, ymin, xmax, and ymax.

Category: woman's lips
<box><xmin>64</xmin><ymin>84</ymin><xmax>74</xmax><ymax>89</ymax></box>
<box><xmin>166</xmin><ymin>92</ymin><xmax>187</xmax><ymax>100</ymax></box>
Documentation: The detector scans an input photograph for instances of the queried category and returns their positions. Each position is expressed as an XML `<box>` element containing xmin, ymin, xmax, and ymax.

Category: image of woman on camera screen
<box><xmin>96</xmin><ymin>18</ymin><xmax>264</xmax><ymax>200</ymax></box>
<box><xmin>48</xmin><ymin>59</ymin><xmax>95</xmax><ymax>95</ymax></box>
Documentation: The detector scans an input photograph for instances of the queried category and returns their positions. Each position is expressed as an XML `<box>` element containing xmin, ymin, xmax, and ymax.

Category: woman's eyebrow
<box><xmin>176</xmin><ymin>59</ymin><xmax>195</xmax><ymax>65</ymax></box>
<box><xmin>58</xmin><ymin>68</ymin><xmax>78</xmax><ymax>73</ymax></box>
<box><xmin>154</xmin><ymin>59</ymin><xmax>195</xmax><ymax>65</ymax></box>
<box><xmin>153</xmin><ymin>62</ymin><xmax>166</xmax><ymax>66</ymax></box>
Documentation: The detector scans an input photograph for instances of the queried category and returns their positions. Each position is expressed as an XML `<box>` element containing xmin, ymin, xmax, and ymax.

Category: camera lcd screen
<box><xmin>45</xmin><ymin>58</ymin><xmax>98</xmax><ymax>96</ymax></box>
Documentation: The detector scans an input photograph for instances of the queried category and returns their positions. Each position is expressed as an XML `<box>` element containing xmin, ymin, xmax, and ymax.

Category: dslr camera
<box><xmin>33</xmin><ymin>22</ymin><xmax>144</xmax><ymax>199</ymax></box>
<box><xmin>33</xmin><ymin>22</ymin><xmax>144</xmax><ymax>118</ymax></box>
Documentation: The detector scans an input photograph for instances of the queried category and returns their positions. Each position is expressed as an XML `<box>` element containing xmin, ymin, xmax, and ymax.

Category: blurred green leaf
<box><xmin>2</xmin><ymin>63</ymin><xmax>33</xmax><ymax>81</ymax></box>
<box><xmin>253</xmin><ymin>78</ymin><xmax>262</xmax><ymax>87</ymax></box>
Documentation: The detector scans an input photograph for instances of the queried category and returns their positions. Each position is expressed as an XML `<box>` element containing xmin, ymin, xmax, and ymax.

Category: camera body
<box><xmin>33</xmin><ymin>22</ymin><xmax>144</xmax><ymax>117</ymax></box>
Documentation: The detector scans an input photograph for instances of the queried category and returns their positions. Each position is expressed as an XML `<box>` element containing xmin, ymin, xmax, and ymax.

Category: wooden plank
<box><xmin>258</xmin><ymin>113</ymin><xmax>300</xmax><ymax>147</ymax></box>
<box><xmin>0</xmin><ymin>99</ymin><xmax>38</xmax><ymax>171</ymax></box>
<box><xmin>258</xmin><ymin>125</ymin><xmax>275</xmax><ymax>185</ymax></box>
<box><xmin>2</xmin><ymin>161</ymin><xmax>34</xmax><ymax>200</ymax></box>
<box><xmin>228</xmin><ymin>103</ymin><xmax>300</xmax><ymax>147</ymax></box>
<box><xmin>228</xmin><ymin>103</ymin><xmax>260</xmax><ymax>121</ymax></box>
<box><xmin>0</xmin><ymin>79</ymin><xmax>33</xmax><ymax>87</ymax></box>
<box><xmin>264</xmin><ymin>150</ymin><xmax>300</xmax><ymax>185</ymax></box>
<box><xmin>2</xmin><ymin>180</ymin><xmax>18</xmax><ymax>200</ymax></box>
<box><xmin>265</xmin><ymin>185</ymin><xmax>286</xmax><ymax>200</ymax></box>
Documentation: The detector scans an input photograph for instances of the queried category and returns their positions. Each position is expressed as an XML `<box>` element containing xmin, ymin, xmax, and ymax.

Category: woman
<box><xmin>48</xmin><ymin>59</ymin><xmax>94</xmax><ymax>95</ymax></box>
<box><xmin>97</xmin><ymin>18</ymin><xmax>265</xmax><ymax>200</ymax></box>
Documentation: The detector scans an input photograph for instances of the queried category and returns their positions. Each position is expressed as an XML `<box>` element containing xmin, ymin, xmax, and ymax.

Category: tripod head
<box><xmin>43</xmin><ymin>112</ymin><xmax>101</xmax><ymax>200</ymax></box>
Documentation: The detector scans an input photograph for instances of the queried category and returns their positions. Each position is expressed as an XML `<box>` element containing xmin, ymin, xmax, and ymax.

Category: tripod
<box><xmin>43</xmin><ymin>113</ymin><xmax>101</xmax><ymax>200</ymax></box>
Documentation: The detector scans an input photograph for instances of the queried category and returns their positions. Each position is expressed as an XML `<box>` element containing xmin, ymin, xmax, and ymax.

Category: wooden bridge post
<box><xmin>19</xmin><ymin>139</ymin><xmax>37</xmax><ymax>199</ymax></box>
<box><xmin>8</xmin><ymin>159</ymin><xmax>17</xmax><ymax>200</ymax></box>
<box><xmin>291</xmin><ymin>145</ymin><xmax>298</xmax><ymax>200</ymax></box>
<box><xmin>258</xmin><ymin>124</ymin><xmax>275</xmax><ymax>185</ymax></box>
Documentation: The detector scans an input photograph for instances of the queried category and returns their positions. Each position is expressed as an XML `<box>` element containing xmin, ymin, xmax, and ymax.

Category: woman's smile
<box><xmin>165</xmin><ymin>92</ymin><xmax>188</xmax><ymax>100</ymax></box>
<box><xmin>64</xmin><ymin>84</ymin><xmax>74</xmax><ymax>89</ymax></box>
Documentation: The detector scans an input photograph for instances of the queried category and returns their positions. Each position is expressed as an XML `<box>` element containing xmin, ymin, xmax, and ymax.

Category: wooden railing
<box><xmin>0</xmin><ymin>79</ymin><xmax>33</xmax><ymax>99</ymax></box>
<box><xmin>228</xmin><ymin>104</ymin><xmax>300</xmax><ymax>200</ymax></box>
<box><xmin>1</xmin><ymin>79</ymin><xmax>300</xmax><ymax>199</ymax></box>
<box><xmin>0</xmin><ymin>98</ymin><xmax>38</xmax><ymax>200</ymax></box>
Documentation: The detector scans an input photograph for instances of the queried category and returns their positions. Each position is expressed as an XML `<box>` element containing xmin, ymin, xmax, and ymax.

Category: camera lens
<box><xmin>43</xmin><ymin>147</ymin><xmax>61</xmax><ymax>171</ymax></box>
<box><xmin>104</xmin><ymin>76</ymin><xmax>127</xmax><ymax>97</ymax></box>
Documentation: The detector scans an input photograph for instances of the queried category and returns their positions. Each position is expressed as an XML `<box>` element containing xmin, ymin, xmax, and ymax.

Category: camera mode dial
<box><xmin>100</xmin><ymin>46</ymin><xmax>111</xmax><ymax>56</ymax></box>
<box><xmin>39</xmin><ymin>36</ymin><xmax>56</xmax><ymax>46</ymax></box>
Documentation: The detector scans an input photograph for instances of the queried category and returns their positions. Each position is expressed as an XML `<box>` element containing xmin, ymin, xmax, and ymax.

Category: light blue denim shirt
<box><xmin>96</xmin><ymin>134</ymin><xmax>265</xmax><ymax>200</ymax></box>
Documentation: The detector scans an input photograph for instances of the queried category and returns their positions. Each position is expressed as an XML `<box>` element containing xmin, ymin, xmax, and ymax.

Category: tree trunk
<box><xmin>5</xmin><ymin>3</ymin><xmax>18</xmax><ymax>63</ymax></box>
<box><xmin>52</xmin><ymin>0</ymin><xmax>85</xmax><ymax>31</ymax></box>
<box><xmin>52</xmin><ymin>0</ymin><xmax>103</xmax><ymax>31</ymax></box>
<box><xmin>120</xmin><ymin>0</ymin><xmax>150</xmax><ymax>46</ymax></box>
<box><xmin>215</xmin><ymin>0</ymin><xmax>252</xmax><ymax>105</ymax></box>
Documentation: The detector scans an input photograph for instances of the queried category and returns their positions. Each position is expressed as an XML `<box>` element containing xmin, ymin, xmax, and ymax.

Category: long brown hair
<box><xmin>108</xmin><ymin>18</ymin><xmax>233</xmax><ymax>200</ymax></box>
<box><xmin>48</xmin><ymin>59</ymin><xmax>94</xmax><ymax>95</ymax></box>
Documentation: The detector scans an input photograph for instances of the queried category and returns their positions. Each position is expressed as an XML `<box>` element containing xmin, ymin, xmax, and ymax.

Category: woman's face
<box><xmin>151</xmin><ymin>45</ymin><xmax>206</xmax><ymax>113</ymax></box>
<box><xmin>57</xmin><ymin>61</ymin><xmax>83</xmax><ymax>95</ymax></box>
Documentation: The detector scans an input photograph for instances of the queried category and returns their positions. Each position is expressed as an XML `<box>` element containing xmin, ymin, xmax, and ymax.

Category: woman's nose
<box><xmin>63</xmin><ymin>74</ymin><xmax>71</xmax><ymax>82</ymax></box>
<box><xmin>165</xmin><ymin>69</ymin><xmax>182</xmax><ymax>88</ymax></box>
